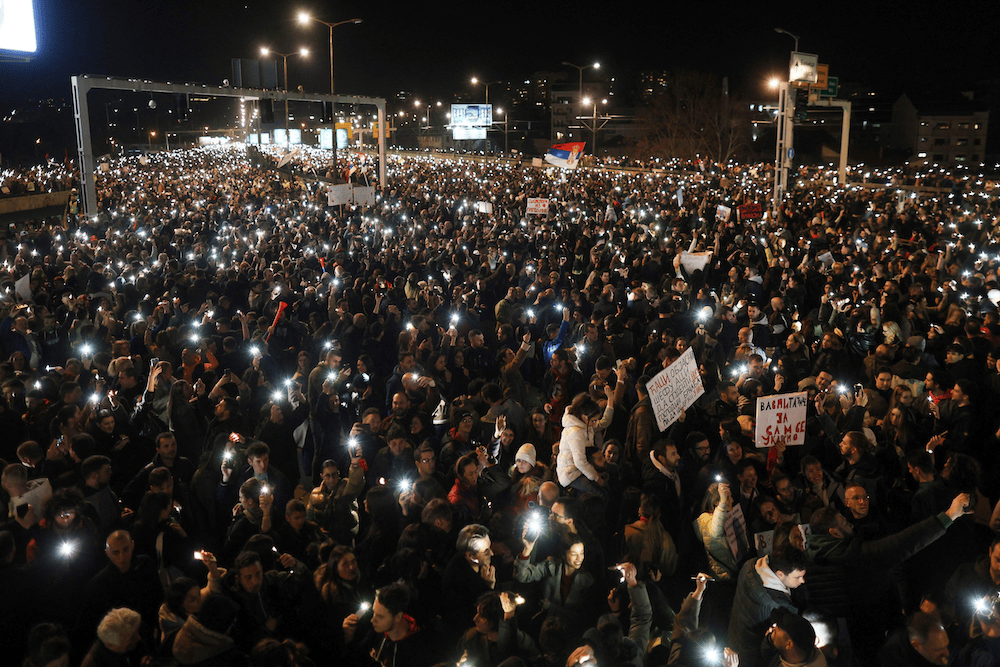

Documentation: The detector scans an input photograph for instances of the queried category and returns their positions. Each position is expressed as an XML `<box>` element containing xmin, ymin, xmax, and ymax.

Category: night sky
<box><xmin>2</xmin><ymin>0</ymin><xmax>1000</xmax><ymax>110</ymax></box>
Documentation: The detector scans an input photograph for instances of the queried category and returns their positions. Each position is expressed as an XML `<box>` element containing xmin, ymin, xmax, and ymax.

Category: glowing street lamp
<box><xmin>296</xmin><ymin>13</ymin><xmax>363</xmax><ymax>95</ymax></box>
<box><xmin>562</xmin><ymin>61</ymin><xmax>600</xmax><ymax>115</ymax></box>
<box><xmin>260</xmin><ymin>46</ymin><xmax>309</xmax><ymax>146</ymax></box>
<box><xmin>470</xmin><ymin>77</ymin><xmax>501</xmax><ymax>104</ymax></box>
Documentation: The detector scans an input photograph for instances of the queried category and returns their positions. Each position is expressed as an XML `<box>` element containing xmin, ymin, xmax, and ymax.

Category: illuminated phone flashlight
<box><xmin>715</xmin><ymin>475</ymin><xmax>723</xmax><ymax>482</ymax></box>
<box><xmin>556</xmin><ymin>304</ymin><xmax>564</xmax><ymax>312</ymax></box>
<box><xmin>260</xmin><ymin>485</ymin><xmax>271</xmax><ymax>495</ymax></box>
<box><xmin>89</xmin><ymin>393</ymin><xmax>101</xmax><ymax>404</ymax></box>
<box><xmin>398</xmin><ymin>477</ymin><xmax>412</xmax><ymax>493</ymax></box>
<box><xmin>271</xmin><ymin>391</ymin><xmax>283</xmax><ymax>403</ymax></box>
<box><xmin>837</xmin><ymin>384</ymin><xmax>848</xmax><ymax>394</ymax></box>
<box><xmin>703</xmin><ymin>646</ymin><xmax>722</xmax><ymax>663</ymax></box>
<box><xmin>609</xmin><ymin>564</ymin><xmax>626</xmax><ymax>583</ymax></box>
<box><xmin>525</xmin><ymin>511</ymin><xmax>544</xmax><ymax>538</ymax></box>
<box><xmin>323</xmin><ymin>340</ymin><xmax>333</xmax><ymax>350</ymax></box>
<box><xmin>406</xmin><ymin>322</ymin><xmax>415</xmax><ymax>331</ymax></box>
<box><xmin>526</xmin><ymin>308</ymin><xmax>535</xmax><ymax>318</ymax></box>
<box><xmin>81</xmin><ymin>344</ymin><xmax>93</xmax><ymax>356</ymax></box>
<box><xmin>357</xmin><ymin>601</ymin><xmax>371</xmax><ymax>616</ymax></box>
<box><xmin>250</xmin><ymin>346</ymin><xmax>260</xmax><ymax>356</ymax></box>
<box><xmin>193</xmin><ymin>551</ymin><xmax>205</xmax><ymax>561</ymax></box>
<box><xmin>327</xmin><ymin>372</ymin><xmax>337</xmax><ymax>383</ymax></box>
<box><xmin>59</xmin><ymin>541</ymin><xmax>76</xmax><ymax>558</ymax></box>
<box><xmin>378</xmin><ymin>477</ymin><xmax>386</xmax><ymax>485</ymax></box>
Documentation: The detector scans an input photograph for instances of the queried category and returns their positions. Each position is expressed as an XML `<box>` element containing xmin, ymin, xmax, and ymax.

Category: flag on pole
<box><xmin>543</xmin><ymin>142</ymin><xmax>585</xmax><ymax>169</ymax></box>
<box><xmin>277</xmin><ymin>148</ymin><xmax>300</xmax><ymax>169</ymax></box>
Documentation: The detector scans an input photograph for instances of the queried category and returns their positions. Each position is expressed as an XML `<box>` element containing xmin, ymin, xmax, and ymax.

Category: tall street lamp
<box><xmin>581</xmin><ymin>97</ymin><xmax>607</xmax><ymax>156</ymax></box>
<box><xmin>261</xmin><ymin>46</ymin><xmax>309</xmax><ymax>146</ymax></box>
<box><xmin>496</xmin><ymin>107</ymin><xmax>509</xmax><ymax>155</ymax></box>
<box><xmin>470</xmin><ymin>77</ymin><xmax>501</xmax><ymax>104</ymax></box>
<box><xmin>772</xmin><ymin>27</ymin><xmax>799</xmax><ymax>212</ymax></box>
<box><xmin>296</xmin><ymin>13</ymin><xmax>363</xmax><ymax>95</ymax></box>
<box><xmin>562</xmin><ymin>61</ymin><xmax>600</xmax><ymax>120</ymax></box>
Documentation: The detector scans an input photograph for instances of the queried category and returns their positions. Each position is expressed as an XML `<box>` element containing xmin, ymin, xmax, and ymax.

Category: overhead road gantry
<box><xmin>71</xmin><ymin>74</ymin><xmax>387</xmax><ymax>215</ymax></box>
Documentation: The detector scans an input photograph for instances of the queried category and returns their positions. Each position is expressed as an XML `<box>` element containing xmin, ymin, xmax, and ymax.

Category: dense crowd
<box><xmin>3</xmin><ymin>144</ymin><xmax>1000</xmax><ymax>667</ymax></box>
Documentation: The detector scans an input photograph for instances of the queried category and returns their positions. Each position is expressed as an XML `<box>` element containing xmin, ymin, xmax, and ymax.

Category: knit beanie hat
<box><xmin>515</xmin><ymin>443</ymin><xmax>537</xmax><ymax>467</ymax></box>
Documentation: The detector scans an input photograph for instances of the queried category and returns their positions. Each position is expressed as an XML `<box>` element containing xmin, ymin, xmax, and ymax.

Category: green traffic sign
<box><xmin>820</xmin><ymin>76</ymin><xmax>839</xmax><ymax>98</ymax></box>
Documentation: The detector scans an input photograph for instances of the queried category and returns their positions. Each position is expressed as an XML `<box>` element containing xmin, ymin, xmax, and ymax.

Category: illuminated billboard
<box><xmin>0</xmin><ymin>0</ymin><xmax>37</xmax><ymax>53</ymax></box>
<box><xmin>319</xmin><ymin>128</ymin><xmax>334</xmax><ymax>150</ymax></box>
<box><xmin>451</xmin><ymin>104</ymin><xmax>492</xmax><ymax>127</ymax></box>
<box><xmin>453</xmin><ymin>127</ymin><xmax>486</xmax><ymax>140</ymax></box>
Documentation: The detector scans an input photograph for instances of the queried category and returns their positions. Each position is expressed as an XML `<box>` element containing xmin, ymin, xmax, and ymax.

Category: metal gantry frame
<box><xmin>71</xmin><ymin>75</ymin><xmax>386</xmax><ymax>215</ymax></box>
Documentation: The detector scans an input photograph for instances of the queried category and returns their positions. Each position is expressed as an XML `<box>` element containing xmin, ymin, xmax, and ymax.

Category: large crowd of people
<box><xmin>2</xmin><ymin>143</ymin><xmax>1000</xmax><ymax>667</ymax></box>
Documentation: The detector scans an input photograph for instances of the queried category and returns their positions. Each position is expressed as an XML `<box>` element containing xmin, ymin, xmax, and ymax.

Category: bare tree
<box><xmin>636</xmin><ymin>70</ymin><xmax>750</xmax><ymax>163</ymax></box>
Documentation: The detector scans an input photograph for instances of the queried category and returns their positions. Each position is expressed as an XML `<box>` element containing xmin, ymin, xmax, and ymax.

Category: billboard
<box><xmin>319</xmin><ymin>128</ymin><xmax>334</xmax><ymax>150</ymax></box>
<box><xmin>0</xmin><ymin>0</ymin><xmax>37</xmax><ymax>53</ymax></box>
<box><xmin>273</xmin><ymin>129</ymin><xmax>287</xmax><ymax>145</ymax></box>
<box><xmin>288</xmin><ymin>129</ymin><xmax>301</xmax><ymax>145</ymax></box>
<box><xmin>453</xmin><ymin>127</ymin><xmax>486</xmax><ymax>140</ymax></box>
<box><xmin>336</xmin><ymin>128</ymin><xmax>349</xmax><ymax>149</ymax></box>
<box><xmin>451</xmin><ymin>104</ymin><xmax>492</xmax><ymax>127</ymax></box>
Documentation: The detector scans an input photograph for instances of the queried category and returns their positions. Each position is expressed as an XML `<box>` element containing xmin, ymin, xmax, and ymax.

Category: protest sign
<box><xmin>755</xmin><ymin>391</ymin><xmax>808</xmax><ymax>447</ymax></box>
<box><xmin>738</xmin><ymin>202</ymin><xmax>763</xmax><ymax>221</ymax></box>
<box><xmin>679</xmin><ymin>251</ymin><xmax>713</xmax><ymax>275</ymax></box>
<box><xmin>527</xmin><ymin>198</ymin><xmax>549</xmax><ymax>215</ymax></box>
<box><xmin>645</xmin><ymin>347</ymin><xmax>705</xmax><ymax>431</ymax></box>
<box><xmin>476</xmin><ymin>201</ymin><xmax>494</xmax><ymax>214</ymax></box>
<box><xmin>353</xmin><ymin>186</ymin><xmax>376</xmax><ymax>207</ymax></box>
<box><xmin>716</xmin><ymin>204</ymin><xmax>731</xmax><ymax>222</ymax></box>
<box><xmin>328</xmin><ymin>183</ymin><xmax>353</xmax><ymax>207</ymax></box>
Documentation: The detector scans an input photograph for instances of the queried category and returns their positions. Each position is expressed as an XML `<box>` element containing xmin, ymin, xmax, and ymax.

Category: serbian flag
<box><xmin>544</xmin><ymin>142</ymin><xmax>585</xmax><ymax>169</ymax></box>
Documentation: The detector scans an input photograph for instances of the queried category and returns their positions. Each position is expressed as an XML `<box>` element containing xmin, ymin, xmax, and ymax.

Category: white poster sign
<box><xmin>527</xmin><ymin>198</ymin><xmax>549</xmax><ymax>215</ymax></box>
<box><xmin>716</xmin><ymin>205</ymin><xmax>731</xmax><ymax>222</ymax></box>
<box><xmin>476</xmin><ymin>202</ymin><xmax>494</xmax><ymax>214</ymax></box>
<box><xmin>646</xmin><ymin>347</ymin><xmax>705</xmax><ymax>431</ymax></box>
<box><xmin>353</xmin><ymin>186</ymin><xmax>375</xmax><ymax>207</ymax></box>
<box><xmin>755</xmin><ymin>391</ymin><xmax>808</xmax><ymax>448</ymax></box>
<box><xmin>679</xmin><ymin>251</ymin><xmax>713</xmax><ymax>275</ymax></box>
<box><xmin>328</xmin><ymin>183</ymin><xmax>353</xmax><ymax>207</ymax></box>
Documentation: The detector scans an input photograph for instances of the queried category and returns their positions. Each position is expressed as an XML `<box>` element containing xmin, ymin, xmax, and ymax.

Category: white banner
<box><xmin>476</xmin><ymin>202</ymin><xmax>494</xmax><ymax>214</ymax></box>
<box><xmin>527</xmin><ymin>198</ymin><xmax>549</xmax><ymax>216</ymax></box>
<box><xmin>679</xmin><ymin>251</ymin><xmax>713</xmax><ymax>275</ymax></box>
<box><xmin>754</xmin><ymin>391</ymin><xmax>808</xmax><ymax>448</ymax></box>
<box><xmin>646</xmin><ymin>347</ymin><xmax>705</xmax><ymax>431</ymax></box>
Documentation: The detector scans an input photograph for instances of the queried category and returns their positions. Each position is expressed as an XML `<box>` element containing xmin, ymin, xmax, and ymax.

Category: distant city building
<box><xmin>891</xmin><ymin>92</ymin><xmax>989</xmax><ymax>164</ymax></box>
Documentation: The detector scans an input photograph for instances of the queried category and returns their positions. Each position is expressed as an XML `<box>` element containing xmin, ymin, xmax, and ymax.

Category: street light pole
<box><xmin>772</xmin><ymin>28</ymin><xmax>800</xmax><ymax>213</ymax></box>
<box><xmin>297</xmin><ymin>14</ymin><xmax>363</xmax><ymax>94</ymax></box>
<box><xmin>260</xmin><ymin>47</ymin><xmax>308</xmax><ymax>147</ymax></box>
<box><xmin>562</xmin><ymin>61</ymin><xmax>600</xmax><ymax>138</ymax></box>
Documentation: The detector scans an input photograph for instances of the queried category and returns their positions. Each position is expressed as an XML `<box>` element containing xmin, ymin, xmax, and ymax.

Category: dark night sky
<box><xmin>2</xmin><ymin>0</ymin><xmax>1000</xmax><ymax>110</ymax></box>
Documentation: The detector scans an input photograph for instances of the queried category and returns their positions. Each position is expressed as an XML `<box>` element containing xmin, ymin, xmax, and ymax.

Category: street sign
<box><xmin>787</xmin><ymin>147</ymin><xmax>795</xmax><ymax>160</ymax></box>
<box><xmin>790</xmin><ymin>52</ymin><xmax>818</xmax><ymax>83</ymax></box>
<box><xmin>820</xmin><ymin>76</ymin><xmax>839</xmax><ymax>98</ymax></box>
<box><xmin>810</xmin><ymin>64</ymin><xmax>829</xmax><ymax>90</ymax></box>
